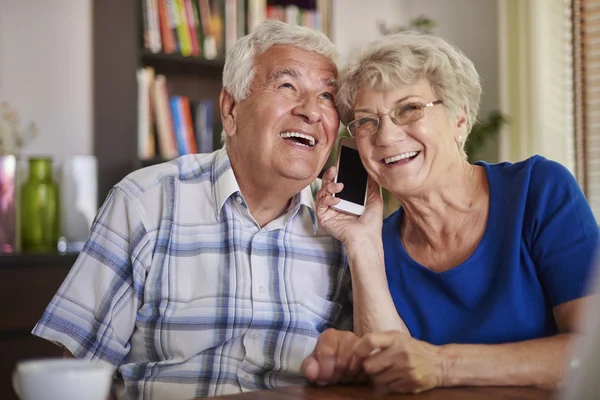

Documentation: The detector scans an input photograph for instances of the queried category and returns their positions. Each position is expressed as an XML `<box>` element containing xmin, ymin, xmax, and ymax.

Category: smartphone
<box><xmin>332</xmin><ymin>137</ymin><xmax>369</xmax><ymax>216</ymax></box>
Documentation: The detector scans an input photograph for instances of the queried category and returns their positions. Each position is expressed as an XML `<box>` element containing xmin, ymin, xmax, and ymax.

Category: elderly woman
<box><xmin>301</xmin><ymin>32</ymin><xmax>600</xmax><ymax>393</ymax></box>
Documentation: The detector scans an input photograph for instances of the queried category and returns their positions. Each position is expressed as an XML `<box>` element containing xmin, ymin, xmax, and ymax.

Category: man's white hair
<box><xmin>337</xmin><ymin>32</ymin><xmax>482</xmax><ymax>159</ymax></box>
<box><xmin>220</xmin><ymin>20</ymin><xmax>339</xmax><ymax>143</ymax></box>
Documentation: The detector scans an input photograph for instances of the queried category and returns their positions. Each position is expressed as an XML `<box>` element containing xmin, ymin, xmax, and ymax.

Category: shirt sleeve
<box><xmin>32</xmin><ymin>186</ymin><xmax>150</xmax><ymax>366</ymax></box>
<box><xmin>525</xmin><ymin>158</ymin><xmax>600</xmax><ymax>307</ymax></box>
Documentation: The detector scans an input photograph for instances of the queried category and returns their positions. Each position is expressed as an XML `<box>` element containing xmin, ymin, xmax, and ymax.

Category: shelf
<box><xmin>141</xmin><ymin>51</ymin><xmax>225</xmax><ymax>69</ymax></box>
<box><xmin>138</xmin><ymin>157</ymin><xmax>167</xmax><ymax>169</ymax></box>
<box><xmin>0</xmin><ymin>253</ymin><xmax>79</xmax><ymax>269</ymax></box>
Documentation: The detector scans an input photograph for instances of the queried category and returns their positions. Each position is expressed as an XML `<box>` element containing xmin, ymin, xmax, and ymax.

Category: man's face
<box><xmin>225</xmin><ymin>45</ymin><xmax>340</xmax><ymax>187</ymax></box>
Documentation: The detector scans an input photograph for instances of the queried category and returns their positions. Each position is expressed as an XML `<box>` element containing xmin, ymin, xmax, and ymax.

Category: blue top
<box><xmin>383</xmin><ymin>156</ymin><xmax>600</xmax><ymax>345</ymax></box>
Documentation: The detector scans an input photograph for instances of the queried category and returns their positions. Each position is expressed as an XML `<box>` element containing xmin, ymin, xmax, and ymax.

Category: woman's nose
<box><xmin>375</xmin><ymin>115</ymin><xmax>408</xmax><ymax>146</ymax></box>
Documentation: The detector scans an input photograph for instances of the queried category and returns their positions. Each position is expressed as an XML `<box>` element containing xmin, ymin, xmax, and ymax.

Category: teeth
<box><xmin>384</xmin><ymin>151</ymin><xmax>419</xmax><ymax>164</ymax></box>
<box><xmin>280</xmin><ymin>132</ymin><xmax>316</xmax><ymax>147</ymax></box>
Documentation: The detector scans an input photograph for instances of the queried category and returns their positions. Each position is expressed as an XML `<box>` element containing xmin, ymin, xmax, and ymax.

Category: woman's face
<box><xmin>352</xmin><ymin>78</ymin><xmax>466</xmax><ymax>197</ymax></box>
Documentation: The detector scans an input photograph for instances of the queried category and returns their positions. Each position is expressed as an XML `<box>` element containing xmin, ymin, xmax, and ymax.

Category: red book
<box><xmin>158</xmin><ymin>0</ymin><xmax>176</xmax><ymax>53</ymax></box>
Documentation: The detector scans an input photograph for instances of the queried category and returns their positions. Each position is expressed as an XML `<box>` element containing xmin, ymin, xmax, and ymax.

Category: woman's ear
<box><xmin>220</xmin><ymin>88</ymin><xmax>237</xmax><ymax>138</ymax></box>
<box><xmin>456</xmin><ymin>106</ymin><xmax>468</xmax><ymax>129</ymax></box>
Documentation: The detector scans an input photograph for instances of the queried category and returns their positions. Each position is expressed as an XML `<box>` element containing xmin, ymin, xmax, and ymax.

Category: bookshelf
<box><xmin>92</xmin><ymin>0</ymin><xmax>332</xmax><ymax>205</ymax></box>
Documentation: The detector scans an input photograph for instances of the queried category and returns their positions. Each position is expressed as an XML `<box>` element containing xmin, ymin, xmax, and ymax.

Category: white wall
<box><xmin>332</xmin><ymin>0</ymin><xmax>407</xmax><ymax>57</ymax></box>
<box><xmin>408</xmin><ymin>0</ymin><xmax>500</xmax><ymax>162</ymax></box>
<box><xmin>332</xmin><ymin>0</ymin><xmax>500</xmax><ymax>162</ymax></box>
<box><xmin>0</xmin><ymin>0</ymin><xmax>92</xmax><ymax>159</ymax></box>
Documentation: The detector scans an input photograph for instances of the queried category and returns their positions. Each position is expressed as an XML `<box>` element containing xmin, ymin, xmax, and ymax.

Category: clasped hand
<box><xmin>301</xmin><ymin>329</ymin><xmax>445</xmax><ymax>394</ymax></box>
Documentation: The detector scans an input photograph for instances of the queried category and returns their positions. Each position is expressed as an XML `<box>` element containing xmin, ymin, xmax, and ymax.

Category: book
<box><xmin>181</xmin><ymin>97</ymin><xmax>198</xmax><ymax>153</ymax></box>
<box><xmin>170</xmin><ymin>96</ymin><xmax>188</xmax><ymax>155</ymax></box>
<box><xmin>193</xmin><ymin>100</ymin><xmax>214</xmax><ymax>153</ymax></box>
<box><xmin>136</xmin><ymin>67</ymin><xmax>157</xmax><ymax>160</ymax></box>
<box><xmin>158</xmin><ymin>0</ymin><xmax>176</xmax><ymax>53</ymax></box>
<box><xmin>174</xmin><ymin>0</ymin><xmax>193</xmax><ymax>56</ymax></box>
<box><xmin>184</xmin><ymin>0</ymin><xmax>201</xmax><ymax>56</ymax></box>
<box><xmin>152</xmin><ymin>75</ymin><xmax>179</xmax><ymax>159</ymax></box>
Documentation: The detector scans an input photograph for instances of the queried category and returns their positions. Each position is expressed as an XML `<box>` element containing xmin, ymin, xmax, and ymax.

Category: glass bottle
<box><xmin>20</xmin><ymin>157</ymin><xmax>60</xmax><ymax>253</ymax></box>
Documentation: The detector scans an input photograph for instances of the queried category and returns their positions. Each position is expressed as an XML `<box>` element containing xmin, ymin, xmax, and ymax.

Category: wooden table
<box><xmin>214</xmin><ymin>384</ymin><xmax>553</xmax><ymax>399</ymax></box>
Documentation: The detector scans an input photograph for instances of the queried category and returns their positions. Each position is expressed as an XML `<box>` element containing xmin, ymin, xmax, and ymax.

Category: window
<box><xmin>573</xmin><ymin>0</ymin><xmax>600</xmax><ymax>220</ymax></box>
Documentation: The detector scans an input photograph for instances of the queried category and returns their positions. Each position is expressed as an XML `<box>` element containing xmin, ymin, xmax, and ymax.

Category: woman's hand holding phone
<box><xmin>316</xmin><ymin>165</ymin><xmax>384</xmax><ymax>245</ymax></box>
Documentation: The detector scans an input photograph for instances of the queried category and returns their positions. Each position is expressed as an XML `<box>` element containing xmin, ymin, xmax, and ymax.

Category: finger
<box><xmin>322</xmin><ymin>166</ymin><xmax>337</xmax><ymax>184</ymax></box>
<box><xmin>362</xmin><ymin>349</ymin><xmax>395</xmax><ymax>376</ymax></box>
<box><xmin>326</xmin><ymin>182</ymin><xmax>343</xmax><ymax>196</ymax></box>
<box><xmin>368</xmin><ymin>361</ymin><xmax>401</xmax><ymax>385</ymax></box>
<box><xmin>321</xmin><ymin>196</ymin><xmax>341</xmax><ymax>208</ymax></box>
<box><xmin>340</xmin><ymin>354</ymin><xmax>363</xmax><ymax>383</ymax></box>
<box><xmin>300</xmin><ymin>355</ymin><xmax>320</xmax><ymax>382</ymax></box>
<box><xmin>316</xmin><ymin>194</ymin><xmax>341</xmax><ymax>214</ymax></box>
<box><xmin>317</xmin><ymin>182</ymin><xmax>343</xmax><ymax>202</ymax></box>
<box><xmin>330</xmin><ymin>333</ymin><xmax>356</xmax><ymax>384</ymax></box>
<box><xmin>353</xmin><ymin>332</ymin><xmax>397</xmax><ymax>359</ymax></box>
<box><xmin>313</xmin><ymin>329</ymin><xmax>341</xmax><ymax>383</ymax></box>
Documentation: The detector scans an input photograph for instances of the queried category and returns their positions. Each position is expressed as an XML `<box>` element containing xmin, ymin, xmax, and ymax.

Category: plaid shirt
<box><xmin>33</xmin><ymin>148</ymin><xmax>349</xmax><ymax>399</ymax></box>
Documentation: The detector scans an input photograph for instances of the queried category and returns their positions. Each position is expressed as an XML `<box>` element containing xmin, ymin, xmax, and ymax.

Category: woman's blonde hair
<box><xmin>337</xmin><ymin>32</ymin><xmax>482</xmax><ymax>157</ymax></box>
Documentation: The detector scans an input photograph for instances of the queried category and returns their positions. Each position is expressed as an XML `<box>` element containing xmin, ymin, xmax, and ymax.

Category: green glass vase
<box><xmin>20</xmin><ymin>157</ymin><xmax>60</xmax><ymax>253</ymax></box>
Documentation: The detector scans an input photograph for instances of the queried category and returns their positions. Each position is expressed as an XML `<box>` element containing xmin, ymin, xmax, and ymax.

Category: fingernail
<box><xmin>316</xmin><ymin>380</ymin><xmax>328</xmax><ymax>386</ymax></box>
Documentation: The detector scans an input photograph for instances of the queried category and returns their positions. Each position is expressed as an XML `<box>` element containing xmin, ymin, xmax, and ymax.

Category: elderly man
<box><xmin>33</xmin><ymin>20</ymin><xmax>348</xmax><ymax>399</ymax></box>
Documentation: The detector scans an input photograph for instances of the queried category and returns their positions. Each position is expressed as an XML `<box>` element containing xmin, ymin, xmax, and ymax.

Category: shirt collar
<box><xmin>212</xmin><ymin>148</ymin><xmax>319</xmax><ymax>233</ymax></box>
<box><xmin>212</xmin><ymin>148</ymin><xmax>240</xmax><ymax>219</ymax></box>
<box><xmin>295</xmin><ymin>184</ymin><xmax>319</xmax><ymax>234</ymax></box>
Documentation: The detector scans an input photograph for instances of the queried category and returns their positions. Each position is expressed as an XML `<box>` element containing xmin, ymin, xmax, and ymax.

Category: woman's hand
<box><xmin>316</xmin><ymin>166</ymin><xmax>384</xmax><ymax>244</ymax></box>
<box><xmin>353</xmin><ymin>331</ymin><xmax>445</xmax><ymax>394</ymax></box>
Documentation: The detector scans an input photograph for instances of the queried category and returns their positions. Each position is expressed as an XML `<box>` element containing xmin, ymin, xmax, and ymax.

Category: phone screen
<box><xmin>337</xmin><ymin>145</ymin><xmax>369</xmax><ymax>205</ymax></box>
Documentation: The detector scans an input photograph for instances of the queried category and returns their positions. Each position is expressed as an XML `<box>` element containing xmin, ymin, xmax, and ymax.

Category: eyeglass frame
<box><xmin>346</xmin><ymin>99</ymin><xmax>444</xmax><ymax>138</ymax></box>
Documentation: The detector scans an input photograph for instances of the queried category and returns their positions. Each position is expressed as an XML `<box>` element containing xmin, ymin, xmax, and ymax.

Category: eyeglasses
<box><xmin>347</xmin><ymin>100</ymin><xmax>443</xmax><ymax>138</ymax></box>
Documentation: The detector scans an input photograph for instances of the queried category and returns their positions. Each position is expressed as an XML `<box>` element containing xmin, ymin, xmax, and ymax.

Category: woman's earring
<box><xmin>457</xmin><ymin>135</ymin><xmax>464</xmax><ymax>143</ymax></box>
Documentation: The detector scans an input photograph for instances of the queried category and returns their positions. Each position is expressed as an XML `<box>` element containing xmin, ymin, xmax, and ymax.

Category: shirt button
<box><xmin>259</xmin><ymin>286</ymin><xmax>265</xmax><ymax>293</ymax></box>
<box><xmin>252</xmin><ymin>332</ymin><xmax>259</xmax><ymax>340</ymax></box>
<box><xmin>236</xmin><ymin>196</ymin><xmax>243</xmax><ymax>204</ymax></box>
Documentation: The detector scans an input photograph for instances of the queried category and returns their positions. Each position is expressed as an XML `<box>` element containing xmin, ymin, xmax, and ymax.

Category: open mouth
<box><xmin>383</xmin><ymin>151</ymin><xmax>421</xmax><ymax>165</ymax></box>
<box><xmin>280</xmin><ymin>132</ymin><xmax>316</xmax><ymax>148</ymax></box>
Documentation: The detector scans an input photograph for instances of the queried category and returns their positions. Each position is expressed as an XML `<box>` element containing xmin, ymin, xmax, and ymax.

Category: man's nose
<box><xmin>293</xmin><ymin>94</ymin><xmax>323</xmax><ymax>124</ymax></box>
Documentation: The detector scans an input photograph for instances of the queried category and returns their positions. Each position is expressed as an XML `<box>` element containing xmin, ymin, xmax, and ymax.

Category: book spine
<box><xmin>170</xmin><ymin>96</ymin><xmax>188</xmax><ymax>155</ymax></box>
<box><xmin>181</xmin><ymin>97</ymin><xmax>198</xmax><ymax>153</ymax></box>
<box><xmin>152</xmin><ymin>75</ymin><xmax>179</xmax><ymax>159</ymax></box>
<box><xmin>174</xmin><ymin>0</ymin><xmax>193</xmax><ymax>56</ymax></box>
<box><xmin>158</xmin><ymin>0</ymin><xmax>176</xmax><ymax>53</ymax></box>
<box><xmin>184</xmin><ymin>0</ymin><xmax>201</xmax><ymax>56</ymax></box>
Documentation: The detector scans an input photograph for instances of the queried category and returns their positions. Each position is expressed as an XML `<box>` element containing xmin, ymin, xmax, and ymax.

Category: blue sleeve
<box><xmin>524</xmin><ymin>158</ymin><xmax>600</xmax><ymax>307</ymax></box>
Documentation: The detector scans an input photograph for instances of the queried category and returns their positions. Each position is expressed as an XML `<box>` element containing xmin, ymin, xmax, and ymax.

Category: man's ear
<box><xmin>220</xmin><ymin>88</ymin><xmax>237</xmax><ymax>138</ymax></box>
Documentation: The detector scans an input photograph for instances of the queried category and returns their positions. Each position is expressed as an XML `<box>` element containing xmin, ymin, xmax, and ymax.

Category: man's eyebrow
<box><xmin>323</xmin><ymin>77</ymin><xmax>338</xmax><ymax>89</ymax></box>
<box><xmin>268</xmin><ymin>68</ymin><xmax>300</xmax><ymax>82</ymax></box>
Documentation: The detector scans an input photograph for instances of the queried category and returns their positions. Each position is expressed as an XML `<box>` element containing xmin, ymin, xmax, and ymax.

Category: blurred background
<box><xmin>0</xmin><ymin>0</ymin><xmax>597</xmax><ymax>398</ymax></box>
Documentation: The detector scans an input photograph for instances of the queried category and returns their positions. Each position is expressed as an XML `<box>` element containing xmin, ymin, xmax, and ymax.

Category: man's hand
<box><xmin>353</xmin><ymin>331</ymin><xmax>444</xmax><ymax>394</ymax></box>
<box><xmin>301</xmin><ymin>328</ymin><xmax>365</xmax><ymax>385</ymax></box>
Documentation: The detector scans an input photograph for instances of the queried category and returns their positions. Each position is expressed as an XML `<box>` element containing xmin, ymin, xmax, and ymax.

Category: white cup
<box><xmin>13</xmin><ymin>358</ymin><xmax>115</xmax><ymax>400</ymax></box>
